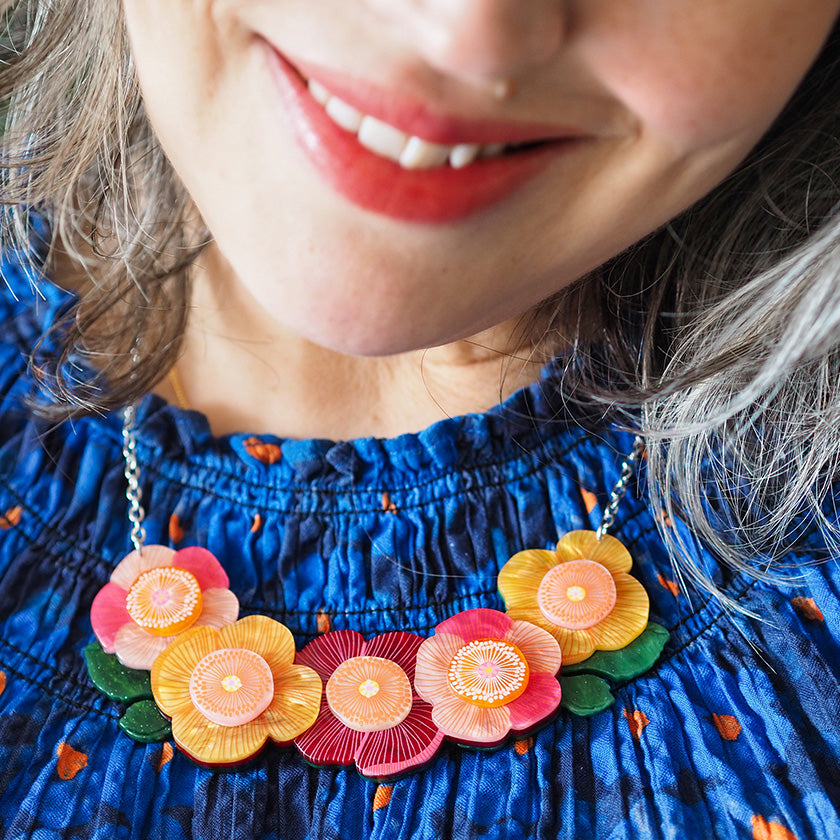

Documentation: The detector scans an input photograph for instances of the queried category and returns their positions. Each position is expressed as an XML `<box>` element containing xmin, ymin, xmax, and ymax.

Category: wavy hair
<box><xmin>2</xmin><ymin>0</ymin><xmax>840</xmax><ymax>600</ymax></box>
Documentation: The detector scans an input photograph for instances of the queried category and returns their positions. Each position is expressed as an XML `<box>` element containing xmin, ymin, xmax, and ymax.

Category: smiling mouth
<box><xmin>266</xmin><ymin>45</ymin><xmax>579</xmax><ymax>223</ymax></box>
<box><xmin>307</xmin><ymin>78</ymin><xmax>534</xmax><ymax>171</ymax></box>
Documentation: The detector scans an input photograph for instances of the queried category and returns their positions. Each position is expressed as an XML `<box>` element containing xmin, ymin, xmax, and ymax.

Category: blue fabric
<box><xmin>0</xmin><ymin>248</ymin><xmax>838</xmax><ymax>840</ymax></box>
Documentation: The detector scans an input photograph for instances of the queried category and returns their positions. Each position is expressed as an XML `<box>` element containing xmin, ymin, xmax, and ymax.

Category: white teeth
<box><xmin>307</xmin><ymin>79</ymin><xmax>330</xmax><ymax>106</ymax></box>
<box><xmin>309</xmin><ymin>81</ymin><xmax>511</xmax><ymax>169</ymax></box>
<box><xmin>400</xmin><ymin>136</ymin><xmax>452</xmax><ymax>170</ymax></box>
<box><xmin>449</xmin><ymin>143</ymin><xmax>481</xmax><ymax>169</ymax></box>
<box><xmin>358</xmin><ymin>115</ymin><xmax>409</xmax><ymax>161</ymax></box>
<box><xmin>325</xmin><ymin>96</ymin><xmax>364</xmax><ymax>133</ymax></box>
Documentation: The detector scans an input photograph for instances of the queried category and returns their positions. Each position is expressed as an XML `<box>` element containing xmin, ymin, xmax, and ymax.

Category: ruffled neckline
<box><xmin>130</xmin><ymin>362</ymin><xmax>579</xmax><ymax>485</ymax></box>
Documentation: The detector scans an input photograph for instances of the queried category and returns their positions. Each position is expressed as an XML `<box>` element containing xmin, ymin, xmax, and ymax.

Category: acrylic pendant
<box><xmin>413</xmin><ymin>609</ymin><xmax>562</xmax><ymax>747</ymax></box>
<box><xmin>498</xmin><ymin>531</ymin><xmax>650</xmax><ymax>665</ymax></box>
<box><xmin>151</xmin><ymin>615</ymin><xmax>321</xmax><ymax>768</ymax></box>
<box><xmin>83</xmin><ymin>641</ymin><xmax>172</xmax><ymax>743</ymax></box>
<box><xmin>294</xmin><ymin>630</ymin><xmax>445</xmax><ymax>779</ymax></box>
<box><xmin>90</xmin><ymin>546</ymin><xmax>240</xmax><ymax>670</ymax></box>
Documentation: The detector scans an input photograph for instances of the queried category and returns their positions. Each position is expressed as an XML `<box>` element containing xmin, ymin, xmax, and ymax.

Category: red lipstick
<box><xmin>264</xmin><ymin>47</ymin><xmax>583</xmax><ymax>224</ymax></box>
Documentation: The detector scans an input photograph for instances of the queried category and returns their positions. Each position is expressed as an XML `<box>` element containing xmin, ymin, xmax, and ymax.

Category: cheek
<box><xmin>577</xmin><ymin>3</ymin><xmax>839</xmax><ymax>150</ymax></box>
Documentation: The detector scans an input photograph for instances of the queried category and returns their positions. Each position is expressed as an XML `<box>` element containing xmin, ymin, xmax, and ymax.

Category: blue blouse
<box><xmin>0</xmin><ymin>242</ymin><xmax>838</xmax><ymax>840</ymax></box>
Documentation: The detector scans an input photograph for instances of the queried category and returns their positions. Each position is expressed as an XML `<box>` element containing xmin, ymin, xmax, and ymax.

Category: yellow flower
<box><xmin>151</xmin><ymin>615</ymin><xmax>321</xmax><ymax>767</ymax></box>
<box><xmin>498</xmin><ymin>531</ymin><xmax>649</xmax><ymax>665</ymax></box>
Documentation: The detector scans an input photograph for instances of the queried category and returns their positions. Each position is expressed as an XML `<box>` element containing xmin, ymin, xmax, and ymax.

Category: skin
<box><xmin>120</xmin><ymin>0</ymin><xmax>840</xmax><ymax>439</ymax></box>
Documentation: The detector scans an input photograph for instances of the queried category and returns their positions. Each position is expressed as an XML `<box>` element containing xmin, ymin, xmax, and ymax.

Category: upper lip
<box><xmin>272</xmin><ymin>47</ymin><xmax>593</xmax><ymax>147</ymax></box>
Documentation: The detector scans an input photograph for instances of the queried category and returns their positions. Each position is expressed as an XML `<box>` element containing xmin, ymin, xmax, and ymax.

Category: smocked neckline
<box><xmin>129</xmin><ymin>363</ymin><xmax>579</xmax><ymax>483</ymax></box>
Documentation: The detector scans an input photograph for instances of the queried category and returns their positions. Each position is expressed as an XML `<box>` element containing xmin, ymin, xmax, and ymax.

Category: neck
<box><xmin>156</xmin><ymin>247</ymin><xmax>547</xmax><ymax>441</ymax></box>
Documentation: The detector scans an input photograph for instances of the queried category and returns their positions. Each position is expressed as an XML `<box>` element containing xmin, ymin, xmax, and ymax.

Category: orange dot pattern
<box><xmin>0</xmin><ymin>506</ymin><xmax>22</xmax><ymax>529</ymax></box>
<box><xmin>372</xmin><ymin>784</ymin><xmax>393</xmax><ymax>812</ymax></box>
<box><xmin>623</xmin><ymin>708</ymin><xmax>650</xmax><ymax>741</ymax></box>
<box><xmin>56</xmin><ymin>743</ymin><xmax>88</xmax><ymax>780</ymax></box>
<box><xmin>243</xmin><ymin>437</ymin><xmax>282</xmax><ymax>465</ymax></box>
<box><xmin>168</xmin><ymin>513</ymin><xmax>184</xmax><ymax>544</ymax></box>
<box><xmin>712</xmin><ymin>713</ymin><xmax>742</xmax><ymax>742</ymax></box>
<box><xmin>537</xmin><ymin>559</ymin><xmax>617</xmax><ymax>630</ymax></box>
<box><xmin>751</xmin><ymin>815</ymin><xmax>798</xmax><ymax>840</ymax></box>
<box><xmin>791</xmin><ymin>597</ymin><xmax>824</xmax><ymax>623</ymax></box>
<box><xmin>126</xmin><ymin>567</ymin><xmax>203</xmax><ymax>636</ymax></box>
<box><xmin>326</xmin><ymin>656</ymin><xmax>413</xmax><ymax>733</ymax></box>
<box><xmin>189</xmin><ymin>647</ymin><xmax>275</xmax><ymax>727</ymax></box>
<box><xmin>156</xmin><ymin>742</ymin><xmax>174</xmax><ymax>772</ymax></box>
<box><xmin>447</xmin><ymin>638</ymin><xmax>529</xmax><ymax>708</ymax></box>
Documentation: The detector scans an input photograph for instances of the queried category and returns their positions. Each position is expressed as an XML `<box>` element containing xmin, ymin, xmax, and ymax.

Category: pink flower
<box><xmin>414</xmin><ymin>608</ymin><xmax>562</xmax><ymax>746</ymax></box>
<box><xmin>293</xmin><ymin>630</ymin><xmax>444</xmax><ymax>779</ymax></box>
<box><xmin>90</xmin><ymin>545</ymin><xmax>239</xmax><ymax>670</ymax></box>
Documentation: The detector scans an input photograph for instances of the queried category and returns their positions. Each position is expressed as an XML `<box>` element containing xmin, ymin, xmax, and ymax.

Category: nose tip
<box><xmin>375</xmin><ymin>0</ymin><xmax>566</xmax><ymax>88</ymax></box>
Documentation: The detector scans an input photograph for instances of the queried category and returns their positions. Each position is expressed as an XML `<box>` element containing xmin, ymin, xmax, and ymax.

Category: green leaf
<box><xmin>83</xmin><ymin>641</ymin><xmax>153</xmax><ymax>703</ymax></box>
<box><xmin>562</xmin><ymin>622</ymin><xmax>670</xmax><ymax>682</ymax></box>
<box><xmin>560</xmin><ymin>674</ymin><xmax>615</xmax><ymax>717</ymax></box>
<box><xmin>119</xmin><ymin>700</ymin><xmax>172</xmax><ymax>743</ymax></box>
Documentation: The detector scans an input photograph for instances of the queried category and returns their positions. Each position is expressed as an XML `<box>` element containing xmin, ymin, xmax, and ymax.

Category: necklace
<box><xmin>83</xmin><ymin>405</ymin><xmax>667</xmax><ymax>776</ymax></box>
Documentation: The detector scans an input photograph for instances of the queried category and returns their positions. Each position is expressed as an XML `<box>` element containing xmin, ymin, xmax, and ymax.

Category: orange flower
<box><xmin>498</xmin><ymin>531</ymin><xmax>649</xmax><ymax>665</ymax></box>
<box><xmin>151</xmin><ymin>615</ymin><xmax>321</xmax><ymax>767</ymax></box>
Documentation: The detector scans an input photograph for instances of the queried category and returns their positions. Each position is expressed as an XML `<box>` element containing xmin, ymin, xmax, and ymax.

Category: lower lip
<box><xmin>265</xmin><ymin>48</ymin><xmax>571</xmax><ymax>224</ymax></box>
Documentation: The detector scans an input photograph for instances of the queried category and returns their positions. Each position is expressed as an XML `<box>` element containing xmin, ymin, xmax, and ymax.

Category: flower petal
<box><xmin>355</xmin><ymin>698</ymin><xmax>445</xmax><ymax>778</ymax></box>
<box><xmin>363</xmin><ymin>632</ymin><xmax>424</xmax><ymax>680</ymax></box>
<box><xmin>294</xmin><ymin>699</ymin><xmax>363</xmax><ymax>767</ymax></box>
<box><xmin>414</xmin><ymin>633</ymin><xmax>466</xmax><ymax>704</ymax></box>
<box><xmin>497</xmin><ymin>549</ymin><xmax>559</xmax><ymax>612</ymax></box>
<box><xmin>435</xmin><ymin>608</ymin><xmax>512</xmax><ymax>642</ymax></box>
<box><xmin>172</xmin><ymin>705</ymin><xmax>268</xmax><ymax>766</ymax></box>
<box><xmin>585</xmin><ymin>573</ymin><xmax>650</xmax><ymax>650</ymax></box>
<box><xmin>111</xmin><ymin>545</ymin><xmax>175</xmax><ymax>589</ymax></box>
<box><xmin>506</xmin><ymin>609</ymin><xmax>594</xmax><ymax>666</ymax></box>
<box><xmin>113</xmin><ymin>622</ymin><xmax>172</xmax><ymax>671</ymax></box>
<box><xmin>296</xmin><ymin>630</ymin><xmax>366</xmax><ymax>682</ymax></box>
<box><xmin>193</xmin><ymin>588</ymin><xmax>240</xmax><ymax>629</ymax></box>
<box><xmin>220</xmin><ymin>615</ymin><xmax>296</xmax><ymax>672</ymax></box>
<box><xmin>172</xmin><ymin>547</ymin><xmax>230</xmax><ymax>590</ymax></box>
<box><xmin>505</xmin><ymin>672</ymin><xmax>561</xmax><ymax>732</ymax></box>
<box><xmin>152</xmin><ymin>626</ymin><xmax>221</xmax><ymax>717</ymax></box>
<box><xmin>505</xmin><ymin>620</ymin><xmax>562</xmax><ymax>675</ymax></box>
<box><xmin>90</xmin><ymin>582</ymin><xmax>130</xmax><ymax>653</ymax></box>
<box><xmin>555</xmin><ymin>531</ymin><xmax>632</xmax><ymax>575</ymax></box>
<box><xmin>431</xmin><ymin>691</ymin><xmax>510</xmax><ymax>744</ymax></box>
<box><xmin>262</xmin><ymin>664</ymin><xmax>323</xmax><ymax>743</ymax></box>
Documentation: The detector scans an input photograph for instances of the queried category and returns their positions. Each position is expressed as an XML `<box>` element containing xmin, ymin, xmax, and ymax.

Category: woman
<box><xmin>0</xmin><ymin>1</ymin><xmax>838</xmax><ymax>837</ymax></box>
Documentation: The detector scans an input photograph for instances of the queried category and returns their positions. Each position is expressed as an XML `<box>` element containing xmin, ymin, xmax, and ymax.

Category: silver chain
<box><xmin>596</xmin><ymin>435</ymin><xmax>645</xmax><ymax>540</ymax></box>
<box><xmin>122</xmin><ymin>404</ymin><xmax>146</xmax><ymax>554</ymax></box>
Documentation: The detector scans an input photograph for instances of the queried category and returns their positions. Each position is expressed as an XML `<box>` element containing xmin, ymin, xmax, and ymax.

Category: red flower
<box><xmin>293</xmin><ymin>630</ymin><xmax>444</xmax><ymax>779</ymax></box>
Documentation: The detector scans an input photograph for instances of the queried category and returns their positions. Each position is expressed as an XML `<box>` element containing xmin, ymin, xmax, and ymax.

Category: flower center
<box><xmin>326</xmin><ymin>656</ymin><xmax>412</xmax><ymax>733</ymax></box>
<box><xmin>447</xmin><ymin>639</ymin><xmax>529</xmax><ymax>708</ymax></box>
<box><xmin>537</xmin><ymin>559</ymin><xmax>617</xmax><ymax>630</ymax></box>
<box><xmin>221</xmin><ymin>675</ymin><xmax>243</xmax><ymax>693</ymax></box>
<box><xmin>189</xmin><ymin>648</ymin><xmax>275</xmax><ymax>727</ymax></box>
<box><xmin>358</xmin><ymin>679</ymin><xmax>380</xmax><ymax>698</ymax></box>
<box><xmin>126</xmin><ymin>567</ymin><xmax>203</xmax><ymax>636</ymax></box>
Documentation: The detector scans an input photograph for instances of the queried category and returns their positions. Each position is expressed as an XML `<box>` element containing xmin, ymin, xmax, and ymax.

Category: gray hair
<box><xmin>2</xmin><ymin>0</ymin><xmax>840</xmax><ymax>602</ymax></box>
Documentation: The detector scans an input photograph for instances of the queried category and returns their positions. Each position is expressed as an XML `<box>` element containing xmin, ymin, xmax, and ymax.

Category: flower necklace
<box><xmin>83</xmin><ymin>404</ymin><xmax>668</xmax><ymax>777</ymax></box>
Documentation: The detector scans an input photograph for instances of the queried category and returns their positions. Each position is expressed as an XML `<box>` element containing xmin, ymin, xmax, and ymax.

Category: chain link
<box><xmin>122</xmin><ymin>404</ymin><xmax>146</xmax><ymax>554</ymax></box>
<box><xmin>596</xmin><ymin>435</ymin><xmax>645</xmax><ymax>540</ymax></box>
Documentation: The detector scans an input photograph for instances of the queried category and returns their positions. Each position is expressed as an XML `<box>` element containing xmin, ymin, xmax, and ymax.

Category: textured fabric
<box><xmin>0</xmin><ymin>243</ymin><xmax>838</xmax><ymax>840</ymax></box>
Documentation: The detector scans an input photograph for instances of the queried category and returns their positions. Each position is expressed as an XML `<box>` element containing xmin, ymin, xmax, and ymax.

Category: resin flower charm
<box><xmin>151</xmin><ymin>615</ymin><xmax>322</xmax><ymax>767</ymax></box>
<box><xmin>293</xmin><ymin>630</ymin><xmax>444</xmax><ymax>779</ymax></box>
<box><xmin>498</xmin><ymin>531</ymin><xmax>649</xmax><ymax>665</ymax></box>
<box><xmin>414</xmin><ymin>608</ymin><xmax>562</xmax><ymax>746</ymax></box>
<box><xmin>90</xmin><ymin>545</ymin><xmax>240</xmax><ymax>670</ymax></box>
